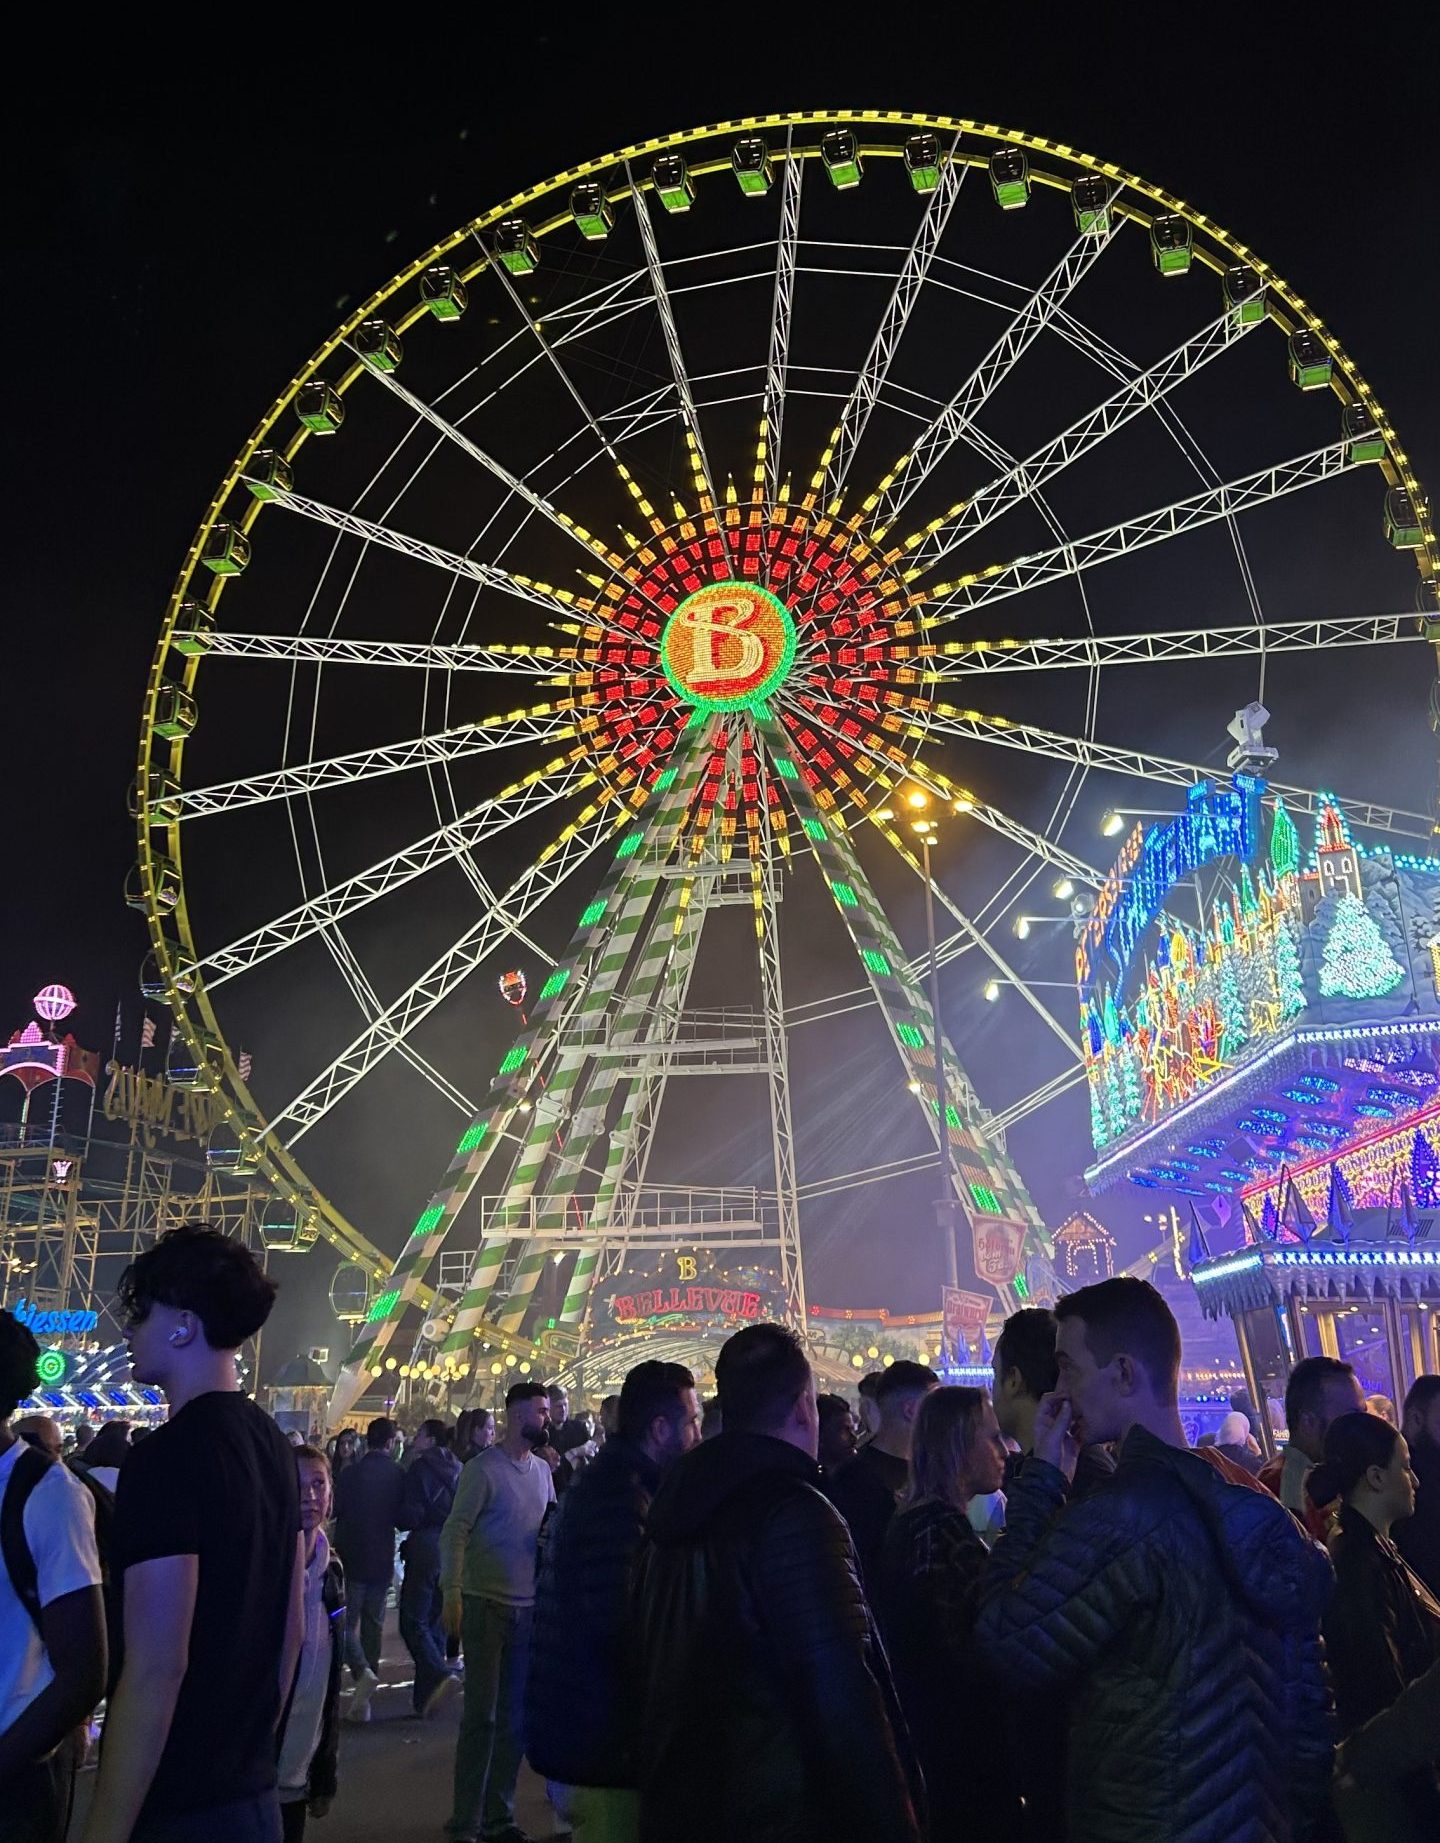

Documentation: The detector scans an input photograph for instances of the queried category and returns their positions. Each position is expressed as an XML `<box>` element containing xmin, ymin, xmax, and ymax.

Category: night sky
<box><xmin>6</xmin><ymin>20</ymin><xmax>1437</xmax><ymax>1369</ymax></box>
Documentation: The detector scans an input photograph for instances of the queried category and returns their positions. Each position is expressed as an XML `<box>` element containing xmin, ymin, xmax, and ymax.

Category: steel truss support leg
<box><xmin>755</xmin><ymin>792</ymin><xmax>808</xmax><ymax>1326</ymax></box>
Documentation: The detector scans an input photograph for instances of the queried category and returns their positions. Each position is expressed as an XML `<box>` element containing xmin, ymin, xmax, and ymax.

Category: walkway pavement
<box><xmin>72</xmin><ymin>1607</ymin><xmax>564</xmax><ymax>1841</ymax></box>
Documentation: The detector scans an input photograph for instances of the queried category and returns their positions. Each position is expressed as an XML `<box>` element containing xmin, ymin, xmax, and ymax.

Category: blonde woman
<box><xmin>877</xmin><ymin>1386</ymin><xmax>1015</xmax><ymax>1841</ymax></box>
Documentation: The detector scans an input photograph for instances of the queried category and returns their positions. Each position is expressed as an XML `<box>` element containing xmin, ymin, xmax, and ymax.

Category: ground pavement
<box><xmin>71</xmin><ymin>1606</ymin><xmax>563</xmax><ymax>1842</ymax></box>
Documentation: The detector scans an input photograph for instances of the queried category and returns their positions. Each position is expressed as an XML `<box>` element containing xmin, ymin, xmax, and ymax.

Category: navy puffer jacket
<box><xmin>525</xmin><ymin>1436</ymin><xmax>661</xmax><ymax>1789</ymax></box>
<box><xmin>975</xmin><ymin>1423</ymin><xmax>1335</xmax><ymax>1843</ymax></box>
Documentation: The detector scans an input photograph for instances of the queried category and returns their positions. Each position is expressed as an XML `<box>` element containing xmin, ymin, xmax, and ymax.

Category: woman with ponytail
<box><xmin>1309</xmin><ymin>1411</ymin><xmax>1440</xmax><ymax>1837</ymax></box>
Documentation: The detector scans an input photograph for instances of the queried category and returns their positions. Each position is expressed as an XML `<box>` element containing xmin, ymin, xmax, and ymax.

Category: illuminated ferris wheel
<box><xmin>129</xmin><ymin>111</ymin><xmax>1437</xmax><ymax>1404</ymax></box>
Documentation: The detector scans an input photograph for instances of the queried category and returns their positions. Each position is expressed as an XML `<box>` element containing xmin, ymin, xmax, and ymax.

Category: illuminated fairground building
<box><xmin>0</xmin><ymin>988</ymin><xmax>267</xmax><ymax>1425</ymax></box>
<box><xmin>1081</xmin><ymin>776</ymin><xmax>1440</xmax><ymax>1451</ymax></box>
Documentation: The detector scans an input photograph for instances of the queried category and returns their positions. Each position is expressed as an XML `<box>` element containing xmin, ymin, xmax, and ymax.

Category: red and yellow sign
<box><xmin>659</xmin><ymin>581</ymin><xmax>796</xmax><ymax>712</ymax></box>
<box><xmin>971</xmin><ymin>1215</ymin><xmax>1029</xmax><ymax>1287</ymax></box>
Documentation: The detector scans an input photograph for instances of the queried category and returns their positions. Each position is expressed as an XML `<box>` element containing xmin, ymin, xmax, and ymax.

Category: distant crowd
<box><xmin>4</xmin><ymin>1223</ymin><xmax>1440</xmax><ymax>1842</ymax></box>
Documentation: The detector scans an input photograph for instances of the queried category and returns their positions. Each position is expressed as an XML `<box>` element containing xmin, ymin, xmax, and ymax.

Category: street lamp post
<box><xmin>906</xmin><ymin>792</ymin><xmax>959</xmax><ymax>1292</ymax></box>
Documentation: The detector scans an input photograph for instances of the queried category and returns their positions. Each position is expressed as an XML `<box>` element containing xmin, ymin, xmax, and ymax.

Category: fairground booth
<box><xmin>1081</xmin><ymin>765</ymin><xmax>1440</xmax><ymax>1454</ymax></box>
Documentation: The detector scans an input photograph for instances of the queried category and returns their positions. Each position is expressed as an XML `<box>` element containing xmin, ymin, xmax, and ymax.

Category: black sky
<box><xmin>5</xmin><ymin>16</ymin><xmax>1438</xmax><ymax>1365</ymax></box>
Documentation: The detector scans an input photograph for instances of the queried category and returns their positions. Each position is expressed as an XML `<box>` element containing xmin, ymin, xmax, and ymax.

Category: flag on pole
<box><xmin>140</xmin><ymin>1015</ymin><xmax>157</xmax><ymax>1050</ymax></box>
<box><xmin>1186</xmin><ymin>1201</ymin><xmax>1212</xmax><ymax>1268</ymax></box>
<box><xmin>113</xmin><ymin>999</ymin><xmax>123</xmax><ymax>1056</ymax></box>
<box><xmin>238</xmin><ymin>1051</ymin><xmax>253</xmax><ymax>1083</ymax></box>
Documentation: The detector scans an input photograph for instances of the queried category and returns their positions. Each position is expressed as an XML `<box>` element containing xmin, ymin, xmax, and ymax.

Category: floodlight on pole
<box><xmin>983</xmin><ymin>979</ymin><xmax>1001</xmax><ymax>1003</ymax></box>
<box><xmin>1052</xmin><ymin>877</ymin><xmax>1075</xmax><ymax>901</ymax></box>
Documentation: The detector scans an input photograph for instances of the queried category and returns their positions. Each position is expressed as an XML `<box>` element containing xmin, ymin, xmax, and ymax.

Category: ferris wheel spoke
<box><xmin>873</xmin><ymin>817</ymin><xmax>1082</xmax><ymax>1062</ymax></box>
<box><xmin>184</xmin><ymin>630</ymin><xmax>573</xmax><ymax>675</ymax></box>
<box><xmin>873</xmin><ymin>202</ymin><xmax>1123</xmax><ymax>531</ymax></box>
<box><xmin>761</xmin><ymin>133</ymin><xmax>803</xmax><ymax>511</ymax></box>
<box><xmin>202</xmin><ymin>755</ymin><xmax>596</xmax><ymax>987</ymax></box>
<box><xmin>982</xmin><ymin>1064</ymin><xmax>1089</xmax><ymax>1136</ymax></box>
<box><xmin>627</xmin><ymin>165</ymin><xmax>728</xmax><ymax>541</ymax></box>
<box><xmin>914</xmin><ymin>440</ymin><xmax>1363</xmax><ymax>629</ymax></box>
<box><xmin>175</xmin><ymin>702</ymin><xmax>580</xmax><ymax>820</ymax></box>
<box><xmin>318</xmin><ymin>928</ymin><xmax>475</xmax><ymax>1115</ymax></box>
<box><xmin>898</xmin><ymin>303</ymin><xmax>1258</xmax><ymax>575</ymax></box>
<box><xmin>268</xmin><ymin>800</ymin><xmax>623</xmax><ymax>1148</ymax></box>
<box><xmin>910</xmin><ymin>611</ymin><xmax>1422</xmax><ymax>678</ymax></box>
<box><xmin>350</xmin><ymin>352</ymin><xmax>666</xmax><ymax>608</ymax></box>
<box><xmin>782</xmin><ymin>687</ymin><xmax>1103</xmax><ymax>887</ymax></box>
<box><xmin>812</xmin><ymin>140</ymin><xmax>965</xmax><ymax>513</ymax></box>
<box><xmin>919</xmin><ymin>704</ymin><xmax>1436</xmax><ymax>840</ymax></box>
<box><xmin>249</xmin><ymin>481</ymin><xmax>591</xmax><ymax>620</ymax></box>
<box><xmin>485</xmin><ymin>256</ymin><xmax>671</xmax><ymax>541</ymax></box>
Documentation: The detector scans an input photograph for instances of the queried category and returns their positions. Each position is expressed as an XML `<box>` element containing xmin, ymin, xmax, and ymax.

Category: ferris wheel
<box><xmin>129</xmin><ymin>111</ymin><xmax>1437</xmax><ymax>1404</ymax></box>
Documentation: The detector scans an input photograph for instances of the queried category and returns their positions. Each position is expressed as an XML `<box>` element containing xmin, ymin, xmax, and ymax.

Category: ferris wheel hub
<box><xmin>659</xmin><ymin>580</ymin><xmax>796</xmax><ymax>713</ymax></box>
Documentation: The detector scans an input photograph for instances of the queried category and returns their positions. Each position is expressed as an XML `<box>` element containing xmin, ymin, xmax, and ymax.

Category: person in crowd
<box><xmin>1396</xmin><ymin>1374</ymin><xmax>1440</xmax><ymax>1596</ymax></box>
<box><xmin>328</xmin><ymin>1427</ymin><xmax>360</xmax><ymax>1481</ymax></box>
<box><xmin>441</xmin><ymin>1380</ymin><xmax>555</xmax><ymax>1843</ymax></box>
<box><xmin>1336</xmin><ymin>1648</ymin><xmax>1440</xmax><ymax>1843</ymax></box>
<box><xmin>1214</xmin><ymin>1407</ymin><xmax>1265</xmax><ymax>1477</ymax></box>
<box><xmin>528</xmin><ymin>1361</ymin><xmax>701</xmax><ymax>1842</ymax></box>
<box><xmin>71</xmin><ymin>1422</ymin><xmax>95</xmax><ymax>1458</ymax></box>
<box><xmin>553</xmin><ymin>1410</ymin><xmax>599</xmax><ymax>1480</ymax></box>
<box><xmin>1368</xmin><ymin>1393</ymin><xmax>1399</xmax><ymax>1427</ymax></box>
<box><xmin>699</xmin><ymin>1397</ymin><xmax>722</xmax><ymax>1441</ymax></box>
<box><xmin>992</xmin><ymin>1307</ymin><xmax>1116</xmax><ymax>1502</ymax></box>
<box><xmin>634</xmin><ymin>1322</ymin><xmax>922</xmax><ymax>1843</ymax></box>
<box><xmin>453</xmin><ymin>1409</ymin><xmax>496</xmax><ymax>1467</ymax></box>
<box><xmin>332</xmin><ymin>1415</ymin><xmax>403</xmax><ymax>1722</ymax></box>
<box><xmin>1310</xmin><ymin>1411</ymin><xmax>1440</xmax><ymax>1835</ymax></box>
<box><xmin>824</xmin><ymin>1361</ymin><xmax>937</xmax><ymax>1589</ymax></box>
<box><xmin>80</xmin><ymin>1421</ymin><xmax>132</xmax><ymax>1494</ymax></box>
<box><xmin>598</xmin><ymin>1395</ymin><xmax>621</xmax><ymax>1442</ymax></box>
<box><xmin>816</xmin><ymin>1393</ymin><xmax>858</xmax><ymax>1477</ymax></box>
<box><xmin>976</xmin><ymin>1276</ymin><xmax>1334</xmax><ymax>1843</ymax></box>
<box><xmin>81</xmin><ymin>1224</ymin><xmax>303</xmax><ymax>1843</ymax></box>
<box><xmin>1258</xmin><ymin>1353</ymin><xmax>1366</xmax><ymax>1538</ymax></box>
<box><xmin>0</xmin><ymin>1310</ymin><xmax>106</xmax><ymax>1843</ymax></box>
<box><xmin>276</xmin><ymin>1445</ymin><xmax>345</xmax><ymax>1843</ymax></box>
<box><xmin>855</xmin><ymin>1370</ymin><xmax>883</xmax><ymax>1443</ymax></box>
<box><xmin>398</xmin><ymin>1418</ymin><xmax>463</xmax><ymax>1719</ymax></box>
<box><xmin>878</xmin><ymin>1386</ymin><xmax>1016</xmax><ymax>1839</ymax></box>
<box><xmin>14</xmin><ymin>1416</ymin><xmax>63</xmax><ymax>1462</ymax></box>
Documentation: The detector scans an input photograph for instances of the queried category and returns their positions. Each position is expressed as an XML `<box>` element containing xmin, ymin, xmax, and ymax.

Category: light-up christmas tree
<box><xmin>1318</xmin><ymin>894</ymin><xmax>1405</xmax><ymax>999</ymax></box>
<box><xmin>1412</xmin><ymin>1132</ymin><xmax>1440</xmax><ymax>1210</ymax></box>
<box><xmin>1273</xmin><ymin>918</ymin><xmax>1307</xmax><ymax>1017</ymax></box>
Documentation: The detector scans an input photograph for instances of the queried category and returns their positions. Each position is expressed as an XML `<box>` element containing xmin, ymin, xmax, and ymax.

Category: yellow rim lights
<box><xmin>659</xmin><ymin>581</ymin><xmax>796</xmax><ymax>714</ymax></box>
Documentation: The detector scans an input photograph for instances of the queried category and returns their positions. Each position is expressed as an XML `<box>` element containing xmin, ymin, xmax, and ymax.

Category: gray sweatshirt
<box><xmin>441</xmin><ymin>1445</ymin><xmax>555</xmax><ymax>1605</ymax></box>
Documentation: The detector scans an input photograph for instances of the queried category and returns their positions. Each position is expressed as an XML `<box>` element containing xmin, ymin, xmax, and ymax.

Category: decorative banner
<box><xmin>972</xmin><ymin>1216</ymin><xmax>1030</xmax><ymax>1287</ymax></box>
<box><xmin>942</xmin><ymin>1286</ymin><xmax>992</xmax><ymax>1346</ymax></box>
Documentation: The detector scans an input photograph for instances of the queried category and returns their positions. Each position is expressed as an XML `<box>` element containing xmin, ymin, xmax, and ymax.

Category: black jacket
<box><xmin>878</xmin><ymin>1500</ymin><xmax>1020</xmax><ymax>1839</ymax></box>
<box><xmin>332</xmin><ymin>1449</ymin><xmax>403</xmax><ymax>1584</ymax></box>
<box><xmin>634</xmin><ymin>1430</ymin><xmax>923</xmax><ymax>1843</ymax></box>
<box><xmin>526</xmin><ymin>1436</ymin><xmax>661</xmax><ymax>1790</ymax></box>
<box><xmin>976</xmin><ymin>1425</ymin><xmax>1335</xmax><ymax>1843</ymax></box>
<box><xmin>1324</xmin><ymin>1506</ymin><xmax>1440</xmax><ymax>1834</ymax></box>
<box><xmin>822</xmin><ymin>1441</ymin><xmax>907</xmax><ymax>1591</ymax></box>
<box><xmin>1339</xmin><ymin>1653</ymin><xmax>1440</xmax><ymax>1843</ymax></box>
<box><xmin>398</xmin><ymin>1446</ymin><xmax>461</xmax><ymax>1537</ymax></box>
<box><xmin>1395</xmin><ymin>1432</ymin><xmax>1440</xmax><ymax>1600</ymax></box>
<box><xmin>310</xmin><ymin>1553</ymin><xmax>346</xmax><ymax>1803</ymax></box>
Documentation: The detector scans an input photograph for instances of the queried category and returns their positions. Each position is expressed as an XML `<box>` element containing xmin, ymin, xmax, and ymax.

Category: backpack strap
<box><xmin>1</xmin><ymin>1443</ymin><xmax>57</xmax><ymax>1634</ymax></box>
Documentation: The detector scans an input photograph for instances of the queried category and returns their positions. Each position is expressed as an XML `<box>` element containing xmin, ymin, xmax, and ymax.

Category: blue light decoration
<box><xmin>1412</xmin><ymin>1132</ymin><xmax>1440</xmax><ymax>1208</ymax></box>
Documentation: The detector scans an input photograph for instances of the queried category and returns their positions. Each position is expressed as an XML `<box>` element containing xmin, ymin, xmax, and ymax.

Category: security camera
<box><xmin>1226</xmin><ymin>700</ymin><xmax>1278</xmax><ymax>774</ymax></box>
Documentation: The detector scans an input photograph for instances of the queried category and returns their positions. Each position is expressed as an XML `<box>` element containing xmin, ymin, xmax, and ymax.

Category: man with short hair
<box><xmin>823</xmin><ymin>1361</ymin><xmax>937</xmax><ymax>1589</ymax></box>
<box><xmin>1258</xmin><ymin>1354</ymin><xmax>1366</xmax><ymax>1538</ymax></box>
<box><xmin>993</xmin><ymin>1307</ymin><xmax>1116</xmax><ymax>1501</ymax></box>
<box><xmin>442</xmin><ymin>1381</ymin><xmax>555</xmax><ymax>1843</ymax></box>
<box><xmin>634</xmin><ymin>1323</ymin><xmax>922</xmax><ymax>1843</ymax></box>
<box><xmin>1397</xmin><ymin>1373</ymin><xmax>1440</xmax><ymax>1595</ymax></box>
<box><xmin>398</xmin><ymin>1418</ymin><xmax>462</xmax><ymax>1718</ymax></box>
<box><xmin>598</xmin><ymin>1395</ymin><xmax>621</xmax><ymax>1441</ymax></box>
<box><xmin>81</xmin><ymin>1225</ymin><xmax>304</xmax><ymax>1843</ymax></box>
<box><xmin>13</xmin><ymin>1416</ymin><xmax>64</xmax><ymax>1463</ymax></box>
<box><xmin>816</xmin><ymin>1394</ymin><xmax>859</xmax><ymax>1478</ymax></box>
<box><xmin>332</xmin><ymin>1415</ymin><xmax>403</xmax><ymax>1720</ymax></box>
<box><xmin>855</xmin><ymin>1370</ymin><xmax>883</xmax><ymax>1442</ymax></box>
<box><xmin>528</xmin><ymin>1361</ymin><xmax>701</xmax><ymax>1842</ymax></box>
<box><xmin>976</xmin><ymin>1276</ymin><xmax>1334</xmax><ymax>1843</ymax></box>
<box><xmin>0</xmin><ymin>1311</ymin><xmax>106</xmax><ymax>1843</ymax></box>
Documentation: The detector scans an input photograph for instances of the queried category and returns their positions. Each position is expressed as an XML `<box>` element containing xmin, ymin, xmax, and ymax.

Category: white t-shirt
<box><xmin>0</xmin><ymin>1439</ymin><xmax>102</xmax><ymax>1738</ymax></box>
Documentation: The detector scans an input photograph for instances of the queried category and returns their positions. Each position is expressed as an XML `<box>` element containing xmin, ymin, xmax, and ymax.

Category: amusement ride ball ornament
<box><xmin>33</xmin><ymin>984</ymin><xmax>76</xmax><ymax>1023</ymax></box>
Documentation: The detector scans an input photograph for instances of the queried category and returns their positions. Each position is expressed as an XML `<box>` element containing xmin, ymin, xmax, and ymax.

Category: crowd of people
<box><xmin>6</xmin><ymin>1228</ymin><xmax>1440</xmax><ymax>1841</ymax></box>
